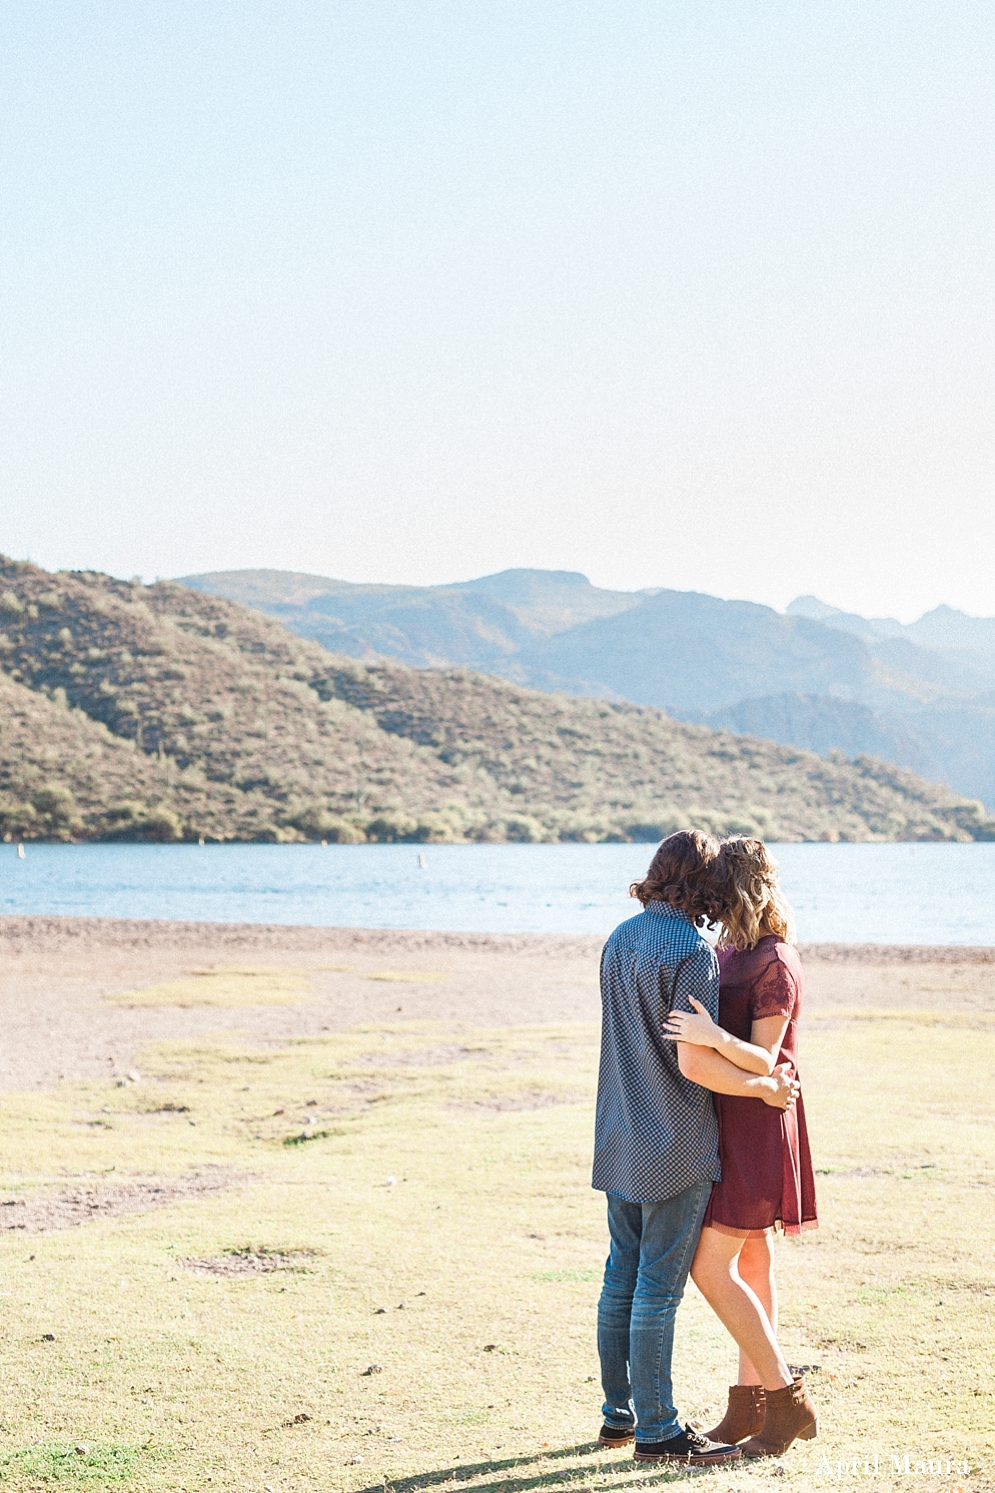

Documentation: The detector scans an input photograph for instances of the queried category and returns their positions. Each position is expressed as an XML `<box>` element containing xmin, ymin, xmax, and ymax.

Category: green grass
<box><xmin>0</xmin><ymin>1016</ymin><xmax>991</xmax><ymax>1490</ymax></box>
<box><xmin>0</xmin><ymin>1442</ymin><xmax>166</xmax><ymax>1483</ymax></box>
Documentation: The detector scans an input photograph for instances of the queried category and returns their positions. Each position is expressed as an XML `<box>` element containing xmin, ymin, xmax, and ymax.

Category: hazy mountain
<box><xmin>787</xmin><ymin>594</ymin><xmax>995</xmax><ymax>691</ymax></box>
<box><xmin>454</xmin><ymin>568</ymin><xmax>647</xmax><ymax>635</ymax></box>
<box><xmin>786</xmin><ymin>595</ymin><xmax>906</xmax><ymax>641</ymax></box>
<box><xmin>789</xmin><ymin>594</ymin><xmax>995</xmax><ymax>655</ymax></box>
<box><xmin>183</xmin><ymin>568</ymin><xmax>995</xmax><ymax>805</ymax></box>
<box><xmin>523</xmin><ymin>590</ymin><xmax>880</xmax><ymax>712</ymax></box>
<box><xmin>697</xmin><ymin>694</ymin><xmax>930</xmax><ymax>774</ymax></box>
<box><xmin>184</xmin><ymin>568</ymin><xmax>893</xmax><ymax>707</ymax></box>
<box><xmin>2</xmin><ymin>557</ymin><xmax>992</xmax><ymax>844</ymax></box>
<box><xmin>180</xmin><ymin>568</ymin><xmax>645</xmax><ymax>673</ymax></box>
<box><xmin>907</xmin><ymin>604</ymin><xmax>995</xmax><ymax>654</ymax></box>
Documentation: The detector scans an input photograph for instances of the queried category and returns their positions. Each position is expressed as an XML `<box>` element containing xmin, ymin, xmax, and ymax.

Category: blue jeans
<box><xmin>597</xmin><ymin>1182</ymin><xmax>711</xmax><ymax>1443</ymax></box>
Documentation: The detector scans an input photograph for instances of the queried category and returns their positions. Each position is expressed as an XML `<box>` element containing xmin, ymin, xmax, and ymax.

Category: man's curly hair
<box><xmin>629</xmin><ymin>829</ymin><xmax>722</xmax><ymax>920</ymax></box>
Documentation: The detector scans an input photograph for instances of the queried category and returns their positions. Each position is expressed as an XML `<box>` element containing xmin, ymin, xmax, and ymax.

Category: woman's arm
<box><xmin>664</xmin><ymin>997</ymin><xmax>789</xmax><ymax>1076</ymax></box>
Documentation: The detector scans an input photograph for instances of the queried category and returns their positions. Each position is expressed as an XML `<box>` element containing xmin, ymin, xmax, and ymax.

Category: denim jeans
<box><xmin>597</xmin><ymin>1182</ymin><xmax>712</xmax><ymax>1443</ymax></box>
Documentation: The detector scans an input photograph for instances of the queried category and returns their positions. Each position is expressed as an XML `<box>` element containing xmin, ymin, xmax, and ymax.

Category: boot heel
<box><xmin>799</xmin><ymin>1421</ymin><xmax>818</xmax><ymax>1440</ymax></box>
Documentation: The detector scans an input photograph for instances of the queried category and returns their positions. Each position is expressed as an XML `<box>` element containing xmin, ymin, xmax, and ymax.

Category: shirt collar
<box><xmin>644</xmin><ymin>899</ymin><xmax>693</xmax><ymax>923</ymax></box>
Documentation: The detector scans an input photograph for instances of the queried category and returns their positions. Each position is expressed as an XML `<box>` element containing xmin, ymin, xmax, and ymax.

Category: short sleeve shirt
<box><xmin>592</xmin><ymin>900</ymin><xmax>722</xmax><ymax>1204</ymax></box>
<box><xmin>750</xmin><ymin>958</ymin><xmax>798</xmax><ymax>1020</ymax></box>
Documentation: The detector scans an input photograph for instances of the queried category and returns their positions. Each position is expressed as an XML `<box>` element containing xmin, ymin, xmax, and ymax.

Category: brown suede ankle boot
<box><xmin>705</xmin><ymin>1385</ymin><xmax>765</xmax><ymax>1444</ymax></box>
<box><xmin>742</xmin><ymin>1377</ymin><xmax>817</xmax><ymax>1457</ymax></box>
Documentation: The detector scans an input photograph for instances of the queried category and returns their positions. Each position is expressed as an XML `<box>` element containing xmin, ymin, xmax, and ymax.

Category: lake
<box><xmin>1</xmin><ymin>841</ymin><xmax>993</xmax><ymax>944</ymax></box>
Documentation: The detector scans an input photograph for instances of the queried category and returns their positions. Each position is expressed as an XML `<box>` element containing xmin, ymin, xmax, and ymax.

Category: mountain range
<box><xmin>2</xmin><ymin>556</ymin><xmax>991</xmax><ymax>844</ymax></box>
<box><xmin>182</xmin><ymin>568</ymin><xmax>995</xmax><ymax>808</ymax></box>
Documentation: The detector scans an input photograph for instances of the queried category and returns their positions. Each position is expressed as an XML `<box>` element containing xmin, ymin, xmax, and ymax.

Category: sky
<box><xmin>2</xmin><ymin>1</ymin><xmax>995</xmax><ymax>623</ymax></box>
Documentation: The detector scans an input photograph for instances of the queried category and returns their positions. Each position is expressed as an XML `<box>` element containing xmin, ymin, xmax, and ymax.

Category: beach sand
<box><xmin>1</xmin><ymin>916</ymin><xmax>993</xmax><ymax>1091</ymax></box>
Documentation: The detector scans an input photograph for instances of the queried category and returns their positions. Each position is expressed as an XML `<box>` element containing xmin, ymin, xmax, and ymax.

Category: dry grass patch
<box><xmin>450</xmin><ymin>1089</ymin><xmax>590</xmax><ymax>1113</ymax></box>
<box><xmin>364</xmin><ymin>971</ymin><xmax>449</xmax><ymax>984</ymax></box>
<box><xmin>0</xmin><ymin>1169</ymin><xmax>245</xmax><ymax>1233</ymax></box>
<box><xmin>105</xmin><ymin>965</ymin><xmax>313</xmax><ymax>1007</ymax></box>
<box><xmin>180</xmin><ymin>1246</ymin><xmax>320</xmax><ymax>1277</ymax></box>
<box><xmin>803</xmin><ymin>959</ymin><xmax>995</xmax><ymax>1014</ymax></box>
<box><xmin>0</xmin><ymin>1013</ymin><xmax>990</xmax><ymax>1491</ymax></box>
<box><xmin>807</xmin><ymin>1007</ymin><xmax>995</xmax><ymax>1029</ymax></box>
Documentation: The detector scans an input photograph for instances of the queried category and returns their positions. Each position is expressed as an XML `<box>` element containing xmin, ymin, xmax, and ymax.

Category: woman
<box><xmin>663</xmin><ymin>837</ymin><xmax>818</xmax><ymax>1458</ymax></box>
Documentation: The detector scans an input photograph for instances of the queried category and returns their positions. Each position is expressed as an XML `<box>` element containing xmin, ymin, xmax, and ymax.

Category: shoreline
<box><xmin>3</xmin><ymin>913</ymin><xmax>995</xmax><ymax>961</ymax></box>
<box><xmin>1</xmin><ymin>916</ymin><xmax>992</xmax><ymax>1093</ymax></box>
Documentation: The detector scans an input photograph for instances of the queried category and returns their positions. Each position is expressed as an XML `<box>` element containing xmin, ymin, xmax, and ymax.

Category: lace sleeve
<box><xmin>749</xmin><ymin>957</ymin><xmax>797</xmax><ymax>1021</ymax></box>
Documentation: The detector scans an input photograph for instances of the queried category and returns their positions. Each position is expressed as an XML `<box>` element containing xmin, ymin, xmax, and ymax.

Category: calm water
<box><xmin>1</xmin><ymin>842</ymin><xmax>993</xmax><ymax>944</ymax></box>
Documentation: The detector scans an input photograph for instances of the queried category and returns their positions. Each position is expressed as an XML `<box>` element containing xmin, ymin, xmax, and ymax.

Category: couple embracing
<box><xmin>592</xmin><ymin>830</ymin><xmax>818</xmax><ymax>1466</ymax></box>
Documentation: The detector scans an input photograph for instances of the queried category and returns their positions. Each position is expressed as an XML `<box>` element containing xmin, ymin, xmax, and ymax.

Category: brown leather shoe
<box><xmin>706</xmin><ymin>1385</ymin><xmax>765</xmax><ymax>1444</ymax></box>
<box><xmin>742</xmin><ymin>1377</ymin><xmax>818</xmax><ymax>1458</ymax></box>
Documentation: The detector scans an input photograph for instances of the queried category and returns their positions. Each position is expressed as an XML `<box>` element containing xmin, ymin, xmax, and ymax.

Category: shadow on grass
<box><xmin>362</xmin><ymin>1441</ymin><xmax>718</xmax><ymax>1493</ymax></box>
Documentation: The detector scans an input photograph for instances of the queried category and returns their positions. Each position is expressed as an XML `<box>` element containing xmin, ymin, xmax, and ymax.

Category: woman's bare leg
<box><xmin>735</xmin><ymin>1232</ymin><xmax>778</xmax><ymax>1385</ymax></box>
<box><xmin>690</xmin><ymin>1226</ymin><xmax>792</xmax><ymax>1393</ymax></box>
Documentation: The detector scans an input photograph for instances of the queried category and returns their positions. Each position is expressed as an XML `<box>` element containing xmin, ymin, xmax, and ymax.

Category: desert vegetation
<box><xmin>1</xmin><ymin>557</ymin><xmax>993</xmax><ymax>844</ymax></box>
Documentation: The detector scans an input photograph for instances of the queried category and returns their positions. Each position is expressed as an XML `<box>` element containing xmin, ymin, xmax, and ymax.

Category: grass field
<box><xmin>0</xmin><ymin>1003</ymin><xmax>992</xmax><ymax>1492</ymax></box>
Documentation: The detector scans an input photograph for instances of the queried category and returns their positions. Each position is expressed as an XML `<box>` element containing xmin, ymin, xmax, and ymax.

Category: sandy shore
<box><xmin>1</xmin><ymin>916</ymin><xmax>993</xmax><ymax>1091</ymax></box>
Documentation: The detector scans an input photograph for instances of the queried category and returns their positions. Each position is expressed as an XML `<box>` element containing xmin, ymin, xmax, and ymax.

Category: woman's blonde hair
<box><xmin>718</xmin><ymin>837</ymin><xmax>796</xmax><ymax>951</ymax></box>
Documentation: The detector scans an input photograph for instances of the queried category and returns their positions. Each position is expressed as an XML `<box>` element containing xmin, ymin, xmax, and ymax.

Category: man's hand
<box><xmin>760</xmin><ymin>1062</ymin><xmax>800</xmax><ymax>1110</ymax></box>
<box><xmin>663</xmin><ymin>996</ymin><xmax>721</xmax><ymax>1048</ymax></box>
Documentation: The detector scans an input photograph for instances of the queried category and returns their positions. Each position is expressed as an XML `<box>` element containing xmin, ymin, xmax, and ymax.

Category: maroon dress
<box><xmin>703</xmin><ymin>937</ymin><xmax>818</xmax><ymax>1237</ymax></box>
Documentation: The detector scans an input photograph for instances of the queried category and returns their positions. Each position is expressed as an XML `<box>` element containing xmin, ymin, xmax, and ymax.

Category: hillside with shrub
<box><xmin>186</xmin><ymin>566</ymin><xmax>995</xmax><ymax>805</ymax></box>
<box><xmin>1</xmin><ymin>558</ymin><xmax>993</xmax><ymax>844</ymax></box>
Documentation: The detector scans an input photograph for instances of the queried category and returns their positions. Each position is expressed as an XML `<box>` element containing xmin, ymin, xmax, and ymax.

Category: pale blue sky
<box><xmin>2</xmin><ymin>1</ymin><xmax>994</xmax><ymax>620</ymax></box>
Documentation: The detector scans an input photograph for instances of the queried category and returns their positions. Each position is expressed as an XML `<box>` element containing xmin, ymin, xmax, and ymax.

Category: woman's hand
<box><xmin>759</xmin><ymin>1062</ymin><xmax>800</xmax><ymax>1110</ymax></box>
<box><xmin>663</xmin><ymin>996</ymin><xmax>721</xmax><ymax>1048</ymax></box>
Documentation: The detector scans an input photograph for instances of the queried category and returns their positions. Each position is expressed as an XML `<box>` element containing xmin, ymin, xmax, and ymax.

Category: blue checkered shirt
<box><xmin>592</xmin><ymin>900</ymin><xmax>722</xmax><ymax>1204</ymax></box>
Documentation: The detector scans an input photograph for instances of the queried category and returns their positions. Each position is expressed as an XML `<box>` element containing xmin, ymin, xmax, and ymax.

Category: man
<box><xmin>592</xmin><ymin>830</ymin><xmax>799</xmax><ymax>1466</ymax></box>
